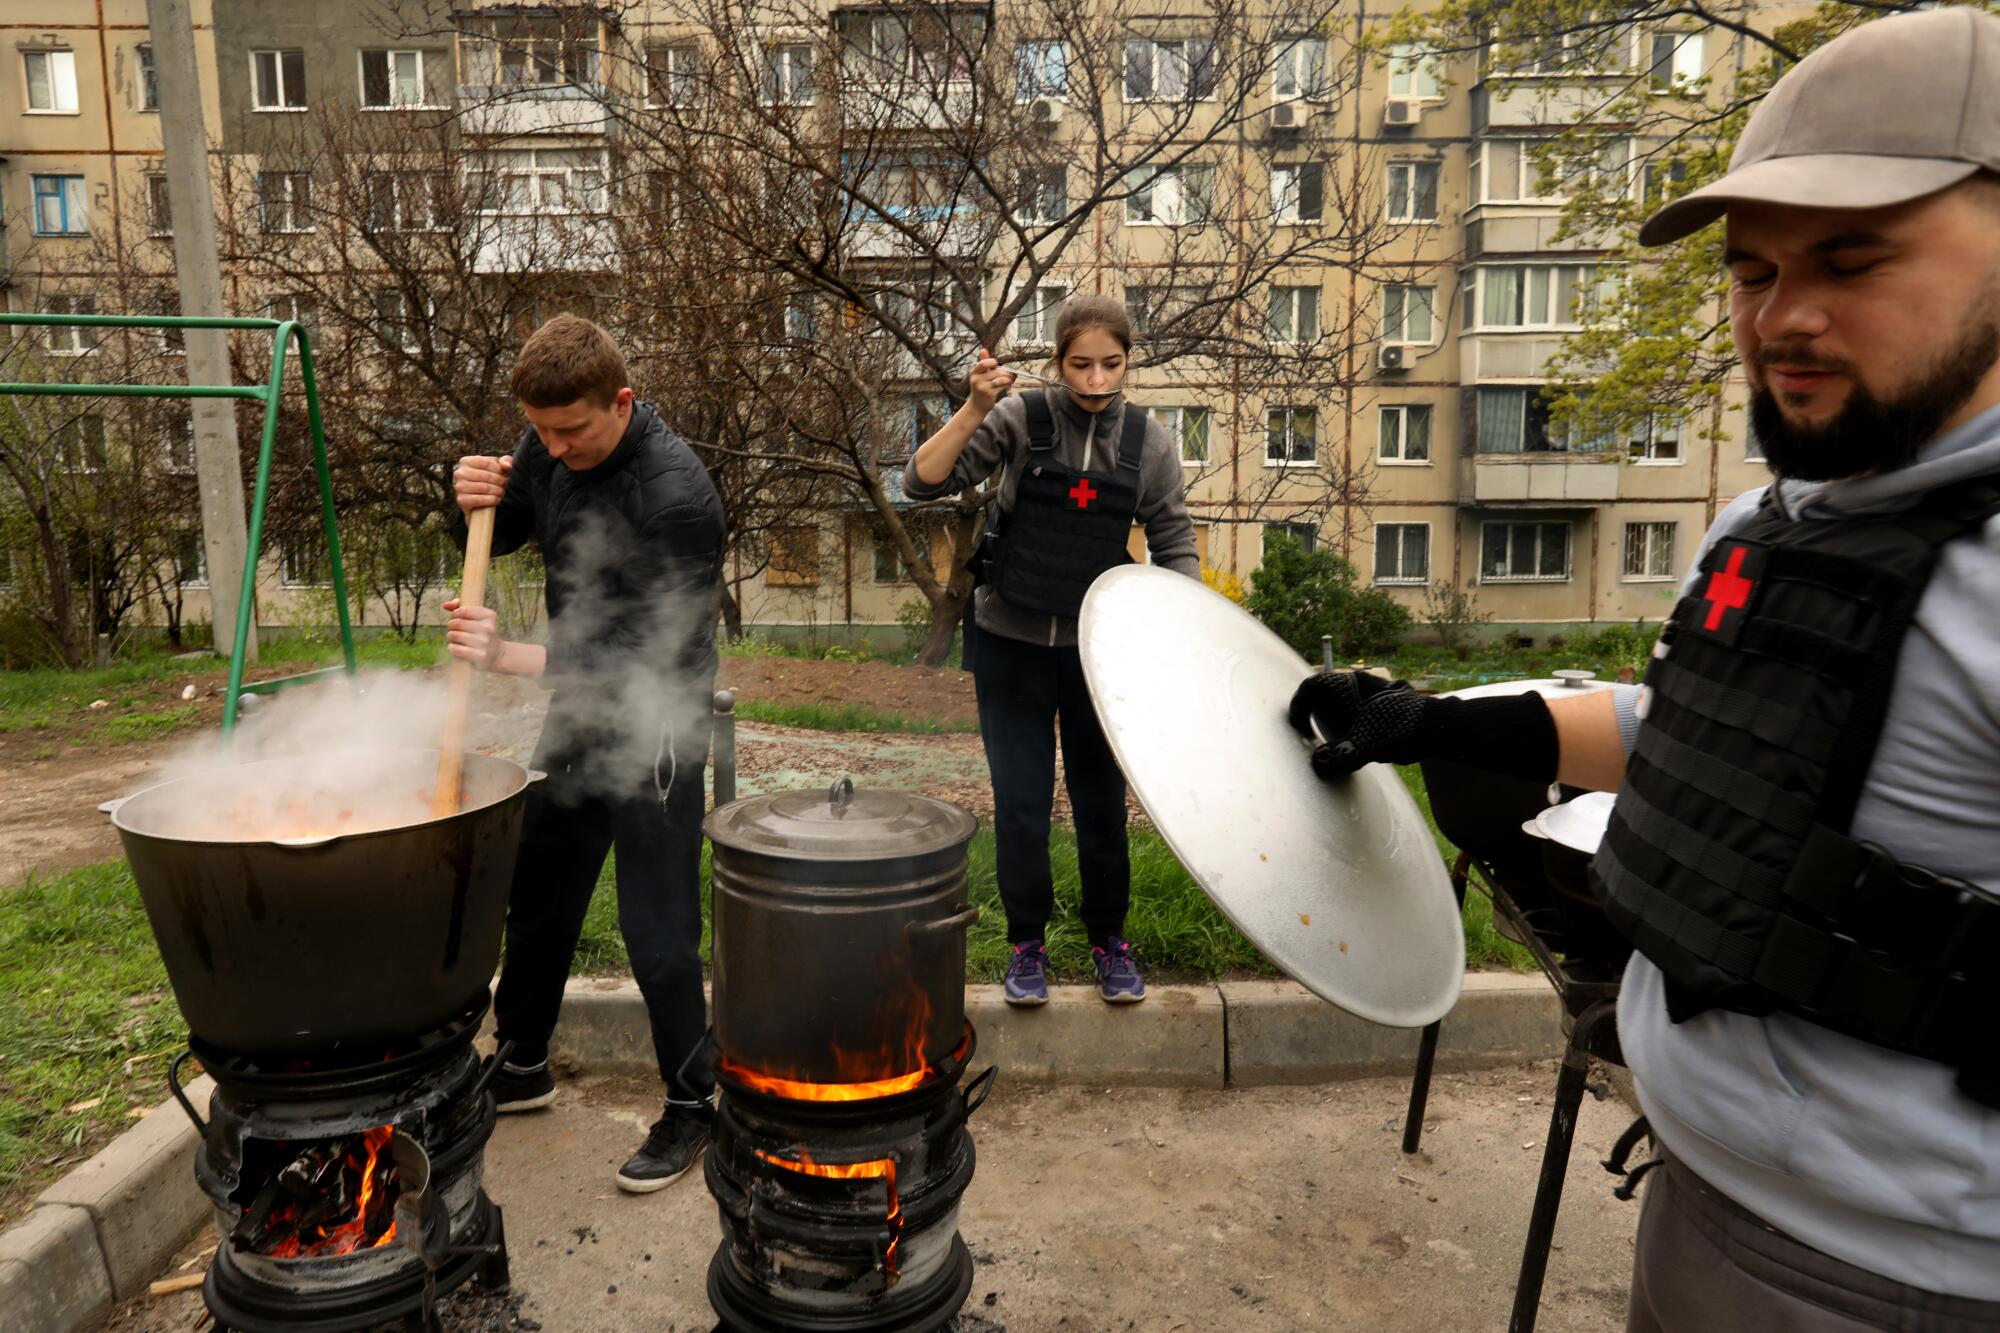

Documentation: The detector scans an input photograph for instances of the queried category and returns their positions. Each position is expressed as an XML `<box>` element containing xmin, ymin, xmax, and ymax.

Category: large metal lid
<box><xmin>705</xmin><ymin>780</ymin><xmax>977</xmax><ymax>862</ymax></box>
<box><xmin>1078</xmin><ymin>566</ymin><xmax>1463</xmax><ymax>1029</ymax></box>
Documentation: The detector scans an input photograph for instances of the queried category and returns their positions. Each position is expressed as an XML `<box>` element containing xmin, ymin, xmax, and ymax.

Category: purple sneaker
<box><xmin>1003</xmin><ymin>940</ymin><xmax>1049</xmax><ymax>1007</ymax></box>
<box><xmin>1092</xmin><ymin>937</ymin><xmax>1146</xmax><ymax>1004</ymax></box>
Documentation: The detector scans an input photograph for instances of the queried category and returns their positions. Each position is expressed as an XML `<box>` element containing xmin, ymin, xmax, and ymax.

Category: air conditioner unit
<box><xmin>1028</xmin><ymin>97</ymin><xmax>1063</xmax><ymax>127</ymax></box>
<box><xmin>1270</xmin><ymin>100</ymin><xmax>1309</xmax><ymax>132</ymax></box>
<box><xmin>1384</xmin><ymin>97</ymin><xmax>1422</xmax><ymax>128</ymax></box>
<box><xmin>1378</xmin><ymin>342</ymin><xmax>1408</xmax><ymax>372</ymax></box>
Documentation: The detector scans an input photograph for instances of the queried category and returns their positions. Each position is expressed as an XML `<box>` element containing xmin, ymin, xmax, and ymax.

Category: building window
<box><xmin>282</xmin><ymin>538</ymin><xmax>331</xmax><ymax>587</ymax></box>
<box><xmin>1379</xmin><ymin>405</ymin><xmax>1432</xmax><ymax>463</ymax></box>
<box><xmin>145</xmin><ymin>173</ymin><xmax>173</xmax><ymax>236</ymax></box>
<box><xmin>1013</xmin><ymin>286</ymin><xmax>1067</xmax><ymax>346</ymax></box>
<box><xmin>645</xmin><ymin>43</ymin><xmax>700</xmax><ymax>107</ymax></box>
<box><xmin>1014</xmin><ymin>166</ymin><xmax>1066</xmax><ymax>224</ymax></box>
<box><xmin>251</xmin><ymin>49</ymin><xmax>307</xmax><ymax>110</ymax></box>
<box><xmin>1123</xmin><ymin>37</ymin><xmax>1217</xmax><ymax>102</ymax></box>
<box><xmin>1476</xmin><ymin>388</ymin><xmax>1565</xmax><ymax>454</ymax></box>
<box><xmin>1386</xmin><ymin>161</ymin><xmax>1440</xmax><ymax>222</ymax></box>
<box><xmin>151</xmin><ymin>305</ymin><xmax>186</xmax><ymax>356</ymax></box>
<box><xmin>365</xmin><ymin>171</ymin><xmax>449</xmax><ymax>231</ymax></box>
<box><xmin>1268</xmin><ymin>286</ymin><xmax>1320</xmax><ymax>344</ymax></box>
<box><xmin>872</xmin><ymin>529</ymin><xmax>911</xmax><ymax>583</ymax></box>
<box><xmin>782</xmin><ymin>297</ymin><xmax>817</xmax><ymax>343</ymax></box>
<box><xmin>1264</xmin><ymin>521</ymin><xmax>1317</xmax><ymax>554</ymax></box>
<box><xmin>1272</xmin><ymin>162</ymin><xmax>1323</xmax><ymax>223</ymax></box>
<box><xmin>1266</xmin><ymin>406</ymin><xmax>1317</xmax><ymax>466</ymax></box>
<box><xmin>175</xmin><ymin>532</ymin><xmax>207</xmax><ymax>587</ymax></box>
<box><xmin>1649</xmin><ymin>32</ymin><xmax>1704</xmax><ymax>92</ymax></box>
<box><xmin>1125</xmin><ymin>164</ymin><xmax>1214</xmax><ymax>225</ymax></box>
<box><xmin>1147</xmin><ymin>405</ymin><xmax>1211</xmax><ymax>465</ymax></box>
<box><xmin>24</xmin><ymin>49</ymin><xmax>80</xmax><ymax>113</ymax></box>
<box><xmin>269</xmin><ymin>293</ymin><xmax>318</xmax><ymax>336</ymax></box>
<box><xmin>1375</xmin><ymin>523</ymin><xmax>1430</xmax><ymax>584</ymax></box>
<box><xmin>1475</xmin><ymin>264</ymin><xmax>1616</xmax><ymax>329</ymax></box>
<box><xmin>361</xmin><ymin>49</ymin><xmax>444</xmax><ymax>108</ymax></box>
<box><xmin>165</xmin><ymin>413</ymin><xmax>195</xmax><ymax>471</ymax></box>
<box><xmin>31</xmin><ymin>175</ymin><xmax>88</xmax><ymax>236</ymax></box>
<box><xmin>373</xmin><ymin>290</ymin><xmax>429</xmax><ymax>354</ymax></box>
<box><xmin>463</xmin><ymin>14</ymin><xmax>599</xmax><ymax>87</ymax></box>
<box><xmin>58</xmin><ymin>414</ymin><xmax>109</xmax><ymax>472</ymax></box>
<box><xmin>258</xmin><ymin>172</ymin><xmax>314</xmax><ymax>232</ymax></box>
<box><xmin>1477</xmin><ymin>137</ymin><xmax>1629</xmax><ymax>202</ymax></box>
<box><xmin>136</xmin><ymin>42</ymin><xmax>159</xmax><ymax>111</ymax></box>
<box><xmin>1015</xmin><ymin>40</ymin><xmax>1068</xmax><ymax>99</ymax></box>
<box><xmin>1481</xmin><ymin>521</ymin><xmax>1571</xmax><ymax>582</ymax></box>
<box><xmin>1272</xmin><ymin>36</ymin><xmax>1328</xmax><ymax>100</ymax></box>
<box><xmin>1624</xmin><ymin>521</ymin><xmax>1677</xmax><ymax>580</ymax></box>
<box><xmin>762</xmin><ymin>43</ymin><xmax>814</xmax><ymax>106</ymax></box>
<box><xmin>840</xmin><ymin>11</ymin><xmax>980</xmax><ymax>85</ymax></box>
<box><xmin>900</xmin><ymin>397</ymin><xmax>949</xmax><ymax>458</ymax></box>
<box><xmin>470</xmin><ymin>149</ymin><xmax>607</xmax><ymax>214</ymax></box>
<box><xmin>1387</xmin><ymin>43</ymin><xmax>1443</xmax><ymax>99</ymax></box>
<box><xmin>1630</xmin><ymin>414</ymin><xmax>1683</xmax><ymax>463</ymax></box>
<box><xmin>766</xmin><ymin>526</ymin><xmax>820</xmax><ymax>586</ymax></box>
<box><xmin>42</xmin><ymin>295</ymin><xmax>98</xmax><ymax>354</ymax></box>
<box><xmin>1124</xmin><ymin>285</ymin><xmax>1205</xmax><ymax>338</ymax></box>
<box><xmin>1381</xmin><ymin>284</ymin><xmax>1436</xmax><ymax>343</ymax></box>
<box><xmin>1640</xmin><ymin>156</ymin><xmax>1689</xmax><ymax>206</ymax></box>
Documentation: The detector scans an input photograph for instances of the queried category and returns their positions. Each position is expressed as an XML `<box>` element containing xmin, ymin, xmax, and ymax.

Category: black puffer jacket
<box><xmin>454</xmin><ymin>402</ymin><xmax>725</xmax><ymax>750</ymax></box>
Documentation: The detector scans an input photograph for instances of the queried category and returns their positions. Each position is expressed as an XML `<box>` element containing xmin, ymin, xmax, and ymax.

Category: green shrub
<box><xmin>1246</xmin><ymin>533</ymin><xmax>1412</xmax><ymax>660</ymax></box>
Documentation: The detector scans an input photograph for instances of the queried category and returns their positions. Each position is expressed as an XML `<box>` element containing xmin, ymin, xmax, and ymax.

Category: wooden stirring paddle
<box><xmin>434</xmin><ymin>505</ymin><xmax>497</xmax><ymax>817</ymax></box>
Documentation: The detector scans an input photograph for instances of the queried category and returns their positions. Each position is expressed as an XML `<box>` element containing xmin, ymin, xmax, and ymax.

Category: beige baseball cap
<box><xmin>1639</xmin><ymin>7</ymin><xmax>2000</xmax><ymax>247</ymax></box>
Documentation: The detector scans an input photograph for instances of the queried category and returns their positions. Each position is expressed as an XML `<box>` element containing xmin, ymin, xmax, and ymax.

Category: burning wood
<box><xmin>753</xmin><ymin>1149</ymin><xmax>904</xmax><ymax>1279</ymax></box>
<box><xmin>231</xmin><ymin>1127</ymin><xmax>399</xmax><ymax>1259</ymax></box>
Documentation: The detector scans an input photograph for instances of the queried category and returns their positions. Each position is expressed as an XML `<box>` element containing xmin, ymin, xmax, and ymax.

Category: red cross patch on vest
<box><xmin>1692</xmin><ymin>540</ymin><xmax>1768</xmax><ymax>644</ymax></box>
<box><xmin>1069</xmin><ymin>477</ymin><xmax>1099</xmax><ymax>510</ymax></box>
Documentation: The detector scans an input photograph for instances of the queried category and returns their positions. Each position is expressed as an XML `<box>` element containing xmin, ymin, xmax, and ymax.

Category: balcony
<box><xmin>1459</xmin><ymin>332</ymin><xmax>1574</xmax><ymax>382</ymax></box>
<box><xmin>459</xmin><ymin>84</ymin><xmax>609</xmax><ymax>138</ymax></box>
<box><xmin>470</xmin><ymin>215</ymin><xmax>620</xmax><ymax>275</ymax></box>
<box><xmin>1468</xmin><ymin>454</ymin><xmax>1620</xmax><ymax>504</ymax></box>
<box><xmin>846</xmin><ymin>214</ymin><xmax>987</xmax><ymax>262</ymax></box>
<box><xmin>1471</xmin><ymin>79</ymin><xmax>1619</xmax><ymax>132</ymax></box>
<box><xmin>840</xmin><ymin>81</ymin><xmax>976</xmax><ymax>132</ymax></box>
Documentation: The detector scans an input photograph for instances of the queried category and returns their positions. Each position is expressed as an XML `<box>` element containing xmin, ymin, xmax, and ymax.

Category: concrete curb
<box><xmin>546</xmin><ymin>972</ymin><xmax>1563</xmax><ymax>1090</ymax></box>
<box><xmin>2</xmin><ymin>1076</ymin><xmax>212</xmax><ymax>1333</ymax></box>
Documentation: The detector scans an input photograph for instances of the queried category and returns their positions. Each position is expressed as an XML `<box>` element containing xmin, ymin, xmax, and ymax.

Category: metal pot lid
<box><xmin>1078</xmin><ymin>566</ymin><xmax>1463</xmax><ymax>1029</ymax></box>
<box><xmin>705</xmin><ymin>780</ymin><xmax>977</xmax><ymax>861</ymax></box>
<box><xmin>1440</xmin><ymin>670</ymin><xmax>1613</xmax><ymax>702</ymax></box>
<box><xmin>1534</xmin><ymin>790</ymin><xmax>1618</xmax><ymax>858</ymax></box>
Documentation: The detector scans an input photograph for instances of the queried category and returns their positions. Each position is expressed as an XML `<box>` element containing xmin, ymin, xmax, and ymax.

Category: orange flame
<box><xmin>263</xmin><ymin>1126</ymin><xmax>398</xmax><ymax>1259</ymax></box>
<box><xmin>755</xmin><ymin>1149</ymin><xmax>903</xmax><ymax>1277</ymax></box>
<box><xmin>721</xmin><ymin>982</ymin><xmax>964</xmax><ymax>1104</ymax></box>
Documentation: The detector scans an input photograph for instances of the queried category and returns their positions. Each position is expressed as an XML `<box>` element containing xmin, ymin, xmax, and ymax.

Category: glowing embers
<box><xmin>230</xmin><ymin>1127</ymin><xmax>399</xmax><ymax>1259</ymax></box>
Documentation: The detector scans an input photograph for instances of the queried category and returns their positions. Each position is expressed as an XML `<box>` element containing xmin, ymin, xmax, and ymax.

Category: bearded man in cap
<box><xmin>1290</xmin><ymin>9</ymin><xmax>2000</xmax><ymax>1329</ymax></box>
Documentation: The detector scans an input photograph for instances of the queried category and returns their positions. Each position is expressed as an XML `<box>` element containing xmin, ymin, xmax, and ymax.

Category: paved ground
<box><xmin>117</xmin><ymin>1062</ymin><xmax>1639</xmax><ymax>1333</ymax></box>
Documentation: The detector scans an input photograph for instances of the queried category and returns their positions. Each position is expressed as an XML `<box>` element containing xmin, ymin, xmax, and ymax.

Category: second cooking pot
<box><xmin>706</xmin><ymin>781</ymin><xmax>979</xmax><ymax>1085</ymax></box>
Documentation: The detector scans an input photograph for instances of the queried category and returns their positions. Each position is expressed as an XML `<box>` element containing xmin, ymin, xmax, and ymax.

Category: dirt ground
<box><xmin>108</xmin><ymin>1062</ymin><xmax>1640</xmax><ymax>1333</ymax></box>
<box><xmin>0</xmin><ymin>654</ymin><xmax>1051</xmax><ymax>889</ymax></box>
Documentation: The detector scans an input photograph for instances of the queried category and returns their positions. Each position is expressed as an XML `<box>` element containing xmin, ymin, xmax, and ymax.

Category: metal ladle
<box><xmin>999</xmin><ymin>365</ymin><xmax>1122</xmax><ymax>400</ymax></box>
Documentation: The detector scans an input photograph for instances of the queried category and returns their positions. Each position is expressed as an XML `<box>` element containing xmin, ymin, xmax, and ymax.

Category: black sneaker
<box><xmin>490</xmin><ymin>1061</ymin><xmax>557</xmax><ymax>1114</ymax></box>
<box><xmin>615</xmin><ymin>1104</ymin><xmax>711</xmax><ymax>1194</ymax></box>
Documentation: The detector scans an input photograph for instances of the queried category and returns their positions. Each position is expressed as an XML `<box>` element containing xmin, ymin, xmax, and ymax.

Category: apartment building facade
<box><xmin>0</xmin><ymin>1</ymin><xmax>1780</xmax><ymax>641</ymax></box>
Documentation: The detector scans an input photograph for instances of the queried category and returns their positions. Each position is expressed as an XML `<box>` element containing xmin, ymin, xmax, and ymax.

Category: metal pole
<box><xmin>1320</xmin><ymin>634</ymin><xmax>1335</xmax><ymax>672</ymax></box>
<box><xmin>148</xmin><ymin>0</ymin><xmax>257</xmax><ymax>663</ymax></box>
<box><xmin>1509</xmin><ymin>1040</ymin><xmax>1592</xmax><ymax>1333</ymax></box>
<box><xmin>711</xmin><ymin>690</ymin><xmax>737</xmax><ymax>809</ymax></box>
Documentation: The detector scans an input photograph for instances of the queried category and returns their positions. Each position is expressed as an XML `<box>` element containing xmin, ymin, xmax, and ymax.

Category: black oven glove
<box><xmin>1287</xmin><ymin>671</ymin><xmax>1559</xmax><ymax>782</ymax></box>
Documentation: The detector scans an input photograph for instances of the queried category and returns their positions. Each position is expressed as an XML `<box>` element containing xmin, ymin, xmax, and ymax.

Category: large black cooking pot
<box><xmin>108</xmin><ymin>748</ymin><xmax>533</xmax><ymax>1059</ymax></box>
<box><xmin>707</xmin><ymin>781</ymin><xmax>978</xmax><ymax>1085</ymax></box>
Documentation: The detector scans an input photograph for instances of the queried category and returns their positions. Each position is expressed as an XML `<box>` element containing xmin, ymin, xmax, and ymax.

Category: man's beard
<box><xmin>1748</xmin><ymin>308</ymin><xmax>2000</xmax><ymax>483</ymax></box>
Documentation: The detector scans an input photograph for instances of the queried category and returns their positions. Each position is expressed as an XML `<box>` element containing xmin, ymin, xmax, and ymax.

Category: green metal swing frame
<box><xmin>0</xmin><ymin>312</ymin><xmax>357</xmax><ymax>737</ymax></box>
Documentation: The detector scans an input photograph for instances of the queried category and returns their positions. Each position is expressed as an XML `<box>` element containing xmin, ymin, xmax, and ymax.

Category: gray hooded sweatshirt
<box><xmin>1608</xmin><ymin>401</ymin><xmax>2000</xmax><ymax>1297</ymax></box>
<box><xmin>900</xmin><ymin>389</ymin><xmax>1201</xmax><ymax>648</ymax></box>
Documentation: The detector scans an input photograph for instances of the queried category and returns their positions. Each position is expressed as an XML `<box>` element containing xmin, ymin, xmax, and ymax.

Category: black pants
<box><xmin>970</xmin><ymin>624</ymin><xmax>1130</xmax><ymax>947</ymax></box>
<box><xmin>492</xmin><ymin>726</ymin><xmax>712</xmax><ymax>1102</ymax></box>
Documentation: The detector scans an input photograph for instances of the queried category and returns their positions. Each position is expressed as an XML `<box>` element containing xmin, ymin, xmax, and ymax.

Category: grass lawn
<box><xmin>732</xmin><ymin>700</ymin><xmax>980</xmax><ymax>735</ymax></box>
<box><xmin>0</xmin><ymin>633</ymin><xmax>449</xmax><ymax>742</ymax></box>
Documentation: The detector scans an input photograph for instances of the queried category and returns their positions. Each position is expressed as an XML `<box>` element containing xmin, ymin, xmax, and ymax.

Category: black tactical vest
<box><xmin>986</xmin><ymin>394</ymin><xmax>1147</xmax><ymax>619</ymax></box>
<box><xmin>1592</xmin><ymin>475</ymin><xmax>2000</xmax><ymax>1107</ymax></box>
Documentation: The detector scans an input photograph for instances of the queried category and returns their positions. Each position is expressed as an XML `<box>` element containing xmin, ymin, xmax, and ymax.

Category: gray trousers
<box><xmin>1628</xmin><ymin>1155</ymin><xmax>2000</xmax><ymax>1332</ymax></box>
